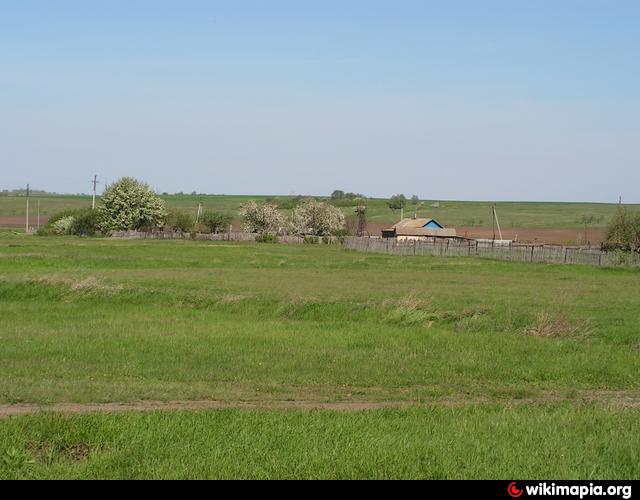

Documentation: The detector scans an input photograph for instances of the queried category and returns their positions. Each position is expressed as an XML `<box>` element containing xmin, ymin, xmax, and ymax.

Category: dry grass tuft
<box><xmin>35</xmin><ymin>276</ymin><xmax>123</xmax><ymax>296</ymax></box>
<box><xmin>384</xmin><ymin>295</ymin><xmax>437</xmax><ymax>328</ymax></box>
<box><xmin>218</xmin><ymin>293</ymin><xmax>246</xmax><ymax>304</ymax></box>
<box><xmin>385</xmin><ymin>295</ymin><xmax>492</xmax><ymax>330</ymax></box>
<box><xmin>523</xmin><ymin>312</ymin><xmax>594</xmax><ymax>339</ymax></box>
<box><xmin>27</xmin><ymin>442</ymin><xmax>91</xmax><ymax>464</ymax></box>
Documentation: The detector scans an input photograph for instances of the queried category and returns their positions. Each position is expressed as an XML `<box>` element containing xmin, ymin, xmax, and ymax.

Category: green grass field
<box><xmin>2</xmin><ymin>193</ymin><xmax>637</xmax><ymax>229</ymax></box>
<box><xmin>1</xmin><ymin>234</ymin><xmax>639</xmax><ymax>478</ymax></box>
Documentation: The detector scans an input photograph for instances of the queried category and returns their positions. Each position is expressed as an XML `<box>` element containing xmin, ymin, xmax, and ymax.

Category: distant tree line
<box><xmin>1</xmin><ymin>188</ymin><xmax>51</xmax><ymax>197</ymax></box>
<box><xmin>330</xmin><ymin>190</ymin><xmax>367</xmax><ymax>201</ymax></box>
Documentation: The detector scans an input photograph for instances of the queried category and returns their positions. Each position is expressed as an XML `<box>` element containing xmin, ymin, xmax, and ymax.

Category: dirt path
<box><xmin>2</xmin><ymin>391</ymin><xmax>639</xmax><ymax>418</ymax></box>
<box><xmin>0</xmin><ymin>400</ymin><xmax>411</xmax><ymax>418</ymax></box>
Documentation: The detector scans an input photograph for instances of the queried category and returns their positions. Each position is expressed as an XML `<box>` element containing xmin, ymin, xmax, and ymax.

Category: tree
<box><xmin>354</xmin><ymin>200</ymin><xmax>367</xmax><ymax>237</ymax></box>
<box><xmin>345</xmin><ymin>192</ymin><xmax>367</xmax><ymax>200</ymax></box>
<box><xmin>604</xmin><ymin>207</ymin><xmax>640</xmax><ymax>251</ymax></box>
<box><xmin>411</xmin><ymin>195</ymin><xmax>420</xmax><ymax>205</ymax></box>
<box><xmin>331</xmin><ymin>190</ymin><xmax>345</xmax><ymax>200</ymax></box>
<box><xmin>200</xmin><ymin>211</ymin><xmax>231</xmax><ymax>234</ymax></box>
<box><xmin>387</xmin><ymin>194</ymin><xmax>407</xmax><ymax>211</ymax></box>
<box><xmin>99</xmin><ymin>177</ymin><xmax>167</xmax><ymax>232</ymax></box>
<box><xmin>291</xmin><ymin>198</ymin><xmax>346</xmax><ymax>236</ymax></box>
<box><xmin>239</xmin><ymin>200</ymin><xmax>286</xmax><ymax>234</ymax></box>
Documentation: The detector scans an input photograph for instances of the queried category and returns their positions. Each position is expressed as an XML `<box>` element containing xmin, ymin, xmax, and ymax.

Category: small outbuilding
<box><xmin>382</xmin><ymin>217</ymin><xmax>457</xmax><ymax>241</ymax></box>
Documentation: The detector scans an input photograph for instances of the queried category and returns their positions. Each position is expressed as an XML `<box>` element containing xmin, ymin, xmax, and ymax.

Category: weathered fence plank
<box><xmin>341</xmin><ymin>237</ymin><xmax>639</xmax><ymax>268</ymax></box>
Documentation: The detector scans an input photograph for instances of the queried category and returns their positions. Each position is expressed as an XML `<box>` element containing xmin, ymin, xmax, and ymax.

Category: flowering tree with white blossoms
<box><xmin>239</xmin><ymin>200</ymin><xmax>287</xmax><ymax>234</ymax></box>
<box><xmin>99</xmin><ymin>177</ymin><xmax>167</xmax><ymax>232</ymax></box>
<box><xmin>291</xmin><ymin>198</ymin><xmax>345</xmax><ymax>236</ymax></box>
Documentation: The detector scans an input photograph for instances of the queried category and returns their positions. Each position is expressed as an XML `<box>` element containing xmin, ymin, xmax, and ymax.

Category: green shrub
<box><xmin>388</xmin><ymin>194</ymin><xmax>407</xmax><ymax>211</ymax></box>
<box><xmin>604</xmin><ymin>207</ymin><xmax>640</xmax><ymax>251</ymax></box>
<box><xmin>69</xmin><ymin>209</ymin><xmax>99</xmax><ymax>236</ymax></box>
<box><xmin>256</xmin><ymin>233</ymin><xmax>278</xmax><ymax>243</ymax></box>
<box><xmin>330</xmin><ymin>228</ymin><xmax>350</xmax><ymax>237</ymax></box>
<box><xmin>165</xmin><ymin>209</ymin><xmax>195</xmax><ymax>232</ymax></box>
<box><xmin>303</xmin><ymin>236</ymin><xmax>320</xmax><ymax>245</ymax></box>
<box><xmin>39</xmin><ymin>208</ymin><xmax>99</xmax><ymax>236</ymax></box>
<box><xmin>200</xmin><ymin>211</ymin><xmax>231</xmax><ymax>234</ymax></box>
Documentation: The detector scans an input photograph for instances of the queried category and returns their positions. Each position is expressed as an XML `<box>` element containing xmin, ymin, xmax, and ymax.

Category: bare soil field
<box><xmin>0</xmin><ymin>215</ymin><xmax>49</xmax><ymax>229</ymax></box>
<box><xmin>455</xmin><ymin>226</ymin><xmax>605</xmax><ymax>245</ymax></box>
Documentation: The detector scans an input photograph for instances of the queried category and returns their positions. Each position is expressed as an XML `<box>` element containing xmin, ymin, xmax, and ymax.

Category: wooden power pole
<box><xmin>25</xmin><ymin>184</ymin><xmax>30</xmax><ymax>233</ymax></box>
<box><xmin>92</xmin><ymin>175</ymin><xmax>99</xmax><ymax>210</ymax></box>
<box><xmin>492</xmin><ymin>204</ymin><xmax>503</xmax><ymax>241</ymax></box>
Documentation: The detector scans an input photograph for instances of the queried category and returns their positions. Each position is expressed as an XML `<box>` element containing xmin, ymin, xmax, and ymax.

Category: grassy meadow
<box><xmin>1</xmin><ymin>234</ymin><xmax>639</xmax><ymax>478</ymax></box>
<box><xmin>1</xmin><ymin>193</ymin><xmax>637</xmax><ymax>229</ymax></box>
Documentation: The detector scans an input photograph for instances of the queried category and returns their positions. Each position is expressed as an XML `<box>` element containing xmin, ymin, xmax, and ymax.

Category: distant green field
<box><xmin>0</xmin><ymin>235</ymin><xmax>639</xmax><ymax>478</ymax></box>
<box><xmin>1</xmin><ymin>193</ymin><xmax>636</xmax><ymax>229</ymax></box>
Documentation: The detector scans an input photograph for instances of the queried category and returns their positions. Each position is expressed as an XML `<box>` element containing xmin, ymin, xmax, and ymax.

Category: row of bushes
<box><xmin>39</xmin><ymin>208</ymin><xmax>232</xmax><ymax>237</ymax></box>
<box><xmin>255</xmin><ymin>234</ymin><xmax>344</xmax><ymax>244</ymax></box>
<box><xmin>165</xmin><ymin>209</ymin><xmax>231</xmax><ymax>234</ymax></box>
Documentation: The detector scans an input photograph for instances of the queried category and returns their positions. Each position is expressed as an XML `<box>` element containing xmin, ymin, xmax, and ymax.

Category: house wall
<box><xmin>397</xmin><ymin>236</ymin><xmax>439</xmax><ymax>242</ymax></box>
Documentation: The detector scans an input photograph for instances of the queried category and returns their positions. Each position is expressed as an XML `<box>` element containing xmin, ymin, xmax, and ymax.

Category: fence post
<box><xmin>563</xmin><ymin>247</ymin><xmax>568</xmax><ymax>264</ymax></box>
<box><xmin>530</xmin><ymin>245</ymin><xmax>534</xmax><ymax>262</ymax></box>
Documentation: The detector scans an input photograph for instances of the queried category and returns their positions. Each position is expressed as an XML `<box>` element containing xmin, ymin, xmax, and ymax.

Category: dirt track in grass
<box><xmin>2</xmin><ymin>390</ymin><xmax>639</xmax><ymax>418</ymax></box>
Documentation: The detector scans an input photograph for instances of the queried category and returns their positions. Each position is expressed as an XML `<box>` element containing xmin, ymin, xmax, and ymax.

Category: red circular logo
<box><xmin>508</xmin><ymin>482</ymin><xmax>524</xmax><ymax>498</ymax></box>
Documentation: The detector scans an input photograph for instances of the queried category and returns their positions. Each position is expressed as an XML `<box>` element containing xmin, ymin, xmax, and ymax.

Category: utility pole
<box><xmin>25</xmin><ymin>184</ymin><xmax>30</xmax><ymax>233</ymax></box>
<box><xmin>492</xmin><ymin>204</ymin><xmax>496</xmax><ymax>241</ymax></box>
<box><xmin>493</xmin><ymin>204</ymin><xmax>503</xmax><ymax>241</ymax></box>
<box><xmin>92</xmin><ymin>175</ymin><xmax>99</xmax><ymax>209</ymax></box>
<box><xmin>196</xmin><ymin>199</ymin><xmax>203</xmax><ymax>223</ymax></box>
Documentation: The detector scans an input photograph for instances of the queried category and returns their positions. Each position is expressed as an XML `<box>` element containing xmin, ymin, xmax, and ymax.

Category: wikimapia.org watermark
<box><xmin>508</xmin><ymin>482</ymin><xmax>632</xmax><ymax>499</ymax></box>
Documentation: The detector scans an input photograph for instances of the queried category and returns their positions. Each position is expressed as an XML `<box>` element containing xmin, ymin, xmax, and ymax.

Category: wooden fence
<box><xmin>109</xmin><ymin>231</ymin><xmax>639</xmax><ymax>267</ymax></box>
<box><xmin>110</xmin><ymin>231</ymin><xmax>336</xmax><ymax>245</ymax></box>
<box><xmin>341</xmin><ymin>237</ymin><xmax>640</xmax><ymax>267</ymax></box>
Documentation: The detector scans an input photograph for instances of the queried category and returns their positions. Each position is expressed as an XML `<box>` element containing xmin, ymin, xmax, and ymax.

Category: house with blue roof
<box><xmin>382</xmin><ymin>217</ymin><xmax>457</xmax><ymax>240</ymax></box>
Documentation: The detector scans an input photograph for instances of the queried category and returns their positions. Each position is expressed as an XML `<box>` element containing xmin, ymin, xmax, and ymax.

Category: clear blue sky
<box><xmin>1</xmin><ymin>0</ymin><xmax>639</xmax><ymax>201</ymax></box>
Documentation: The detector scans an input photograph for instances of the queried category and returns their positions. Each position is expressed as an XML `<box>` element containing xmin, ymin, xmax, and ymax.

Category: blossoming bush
<box><xmin>99</xmin><ymin>177</ymin><xmax>167</xmax><ymax>232</ymax></box>
<box><xmin>239</xmin><ymin>201</ymin><xmax>286</xmax><ymax>234</ymax></box>
<box><xmin>291</xmin><ymin>198</ymin><xmax>345</xmax><ymax>236</ymax></box>
<box><xmin>52</xmin><ymin>216</ymin><xmax>76</xmax><ymax>235</ymax></box>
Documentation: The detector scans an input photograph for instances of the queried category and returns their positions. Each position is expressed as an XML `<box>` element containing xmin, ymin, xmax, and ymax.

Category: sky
<box><xmin>1</xmin><ymin>0</ymin><xmax>639</xmax><ymax>202</ymax></box>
